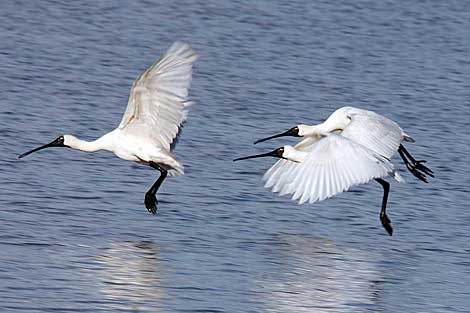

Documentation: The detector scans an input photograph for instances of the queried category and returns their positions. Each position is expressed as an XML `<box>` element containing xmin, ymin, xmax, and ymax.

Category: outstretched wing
<box><xmin>119</xmin><ymin>42</ymin><xmax>198</xmax><ymax>151</ymax></box>
<box><xmin>264</xmin><ymin>134</ymin><xmax>394</xmax><ymax>204</ymax></box>
<box><xmin>341</xmin><ymin>109</ymin><xmax>405</xmax><ymax>159</ymax></box>
<box><xmin>263</xmin><ymin>136</ymin><xmax>320</xmax><ymax>195</ymax></box>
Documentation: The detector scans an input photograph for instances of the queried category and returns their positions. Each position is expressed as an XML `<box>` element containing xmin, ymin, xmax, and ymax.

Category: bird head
<box><xmin>18</xmin><ymin>135</ymin><xmax>70</xmax><ymax>159</ymax></box>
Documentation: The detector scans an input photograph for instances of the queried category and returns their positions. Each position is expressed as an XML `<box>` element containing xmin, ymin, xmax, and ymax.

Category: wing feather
<box><xmin>267</xmin><ymin>135</ymin><xmax>322</xmax><ymax>193</ymax></box>
<box><xmin>119</xmin><ymin>42</ymin><xmax>198</xmax><ymax>151</ymax></box>
<box><xmin>341</xmin><ymin>109</ymin><xmax>404</xmax><ymax>159</ymax></box>
<box><xmin>263</xmin><ymin>134</ymin><xmax>394</xmax><ymax>204</ymax></box>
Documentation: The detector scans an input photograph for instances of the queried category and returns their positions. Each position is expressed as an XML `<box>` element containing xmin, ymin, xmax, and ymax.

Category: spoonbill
<box><xmin>18</xmin><ymin>42</ymin><xmax>198</xmax><ymax>215</ymax></box>
<box><xmin>234</xmin><ymin>107</ymin><xmax>433</xmax><ymax>235</ymax></box>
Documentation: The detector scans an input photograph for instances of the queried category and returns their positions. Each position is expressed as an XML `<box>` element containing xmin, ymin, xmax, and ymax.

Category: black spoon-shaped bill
<box><xmin>253</xmin><ymin>127</ymin><xmax>300</xmax><ymax>144</ymax></box>
<box><xmin>18</xmin><ymin>136</ymin><xmax>66</xmax><ymax>159</ymax></box>
<box><xmin>233</xmin><ymin>147</ymin><xmax>285</xmax><ymax>162</ymax></box>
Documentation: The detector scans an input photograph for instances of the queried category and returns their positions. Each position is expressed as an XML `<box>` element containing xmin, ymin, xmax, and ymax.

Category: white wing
<box><xmin>264</xmin><ymin>136</ymin><xmax>320</xmax><ymax>194</ymax></box>
<box><xmin>119</xmin><ymin>42</ymin><xmax>198</xmax><ymax>151</ymax></box>
<box><xmin>340</xmin><ymin>108</ymin><xmax>405</xmax><ymax>159</ymax></box>
<box><xmin>264</xmin><ymin>134</ymin><xmax>394</xmax><ymax>205</ymax></box>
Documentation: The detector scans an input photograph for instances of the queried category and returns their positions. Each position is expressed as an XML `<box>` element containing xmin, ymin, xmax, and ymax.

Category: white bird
<box><xmin>234</xmin><ymin>107</ymin><xmax>433</xmax><ymax>235</ymax></box>
<box><xmin>19</xmin><ymin>42</ymin><xmax>198</xmax><ymax>214</ymax></box>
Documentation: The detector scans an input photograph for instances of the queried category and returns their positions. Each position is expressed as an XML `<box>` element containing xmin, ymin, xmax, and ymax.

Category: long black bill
<box><xmin>233</xmin><ymin>147</ymin><xmax>284</xmax><ymax>162</ymax></box>
<box><xmin>18</xmin><ymin>137</ymin><xmax>65</xmax><ymax>159</ymax></box>
<box><xmin>254</xmin><ymin>127</ymin><xmax>299</xmax><ymax>144</ymax></box>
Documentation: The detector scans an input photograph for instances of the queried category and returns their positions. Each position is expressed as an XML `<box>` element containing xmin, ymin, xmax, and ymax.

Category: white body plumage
<box><xmin>263</xmin><ymin>107</ymin><xmax>411</xmax><ymax>204</ymax></box>
<box><xmin>19</xmin><ymin>42</ymin><xmax>198</xmax><ymax>213</ymax></box>
<box><xmin>61</xmin><ymin>42</ymin><xmax>198</xmax><ymax>175</ymax></box>
<box><xmin>235</xmin><ymin>106</ymin><xmax>434</xmax><ymax>235</ymax></box>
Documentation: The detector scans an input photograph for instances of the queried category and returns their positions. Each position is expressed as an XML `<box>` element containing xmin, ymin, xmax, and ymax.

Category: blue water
<box><xmin>1</xmin><ymin>1</ymin><xmax>469</xmax><ymax>312</ymax></box>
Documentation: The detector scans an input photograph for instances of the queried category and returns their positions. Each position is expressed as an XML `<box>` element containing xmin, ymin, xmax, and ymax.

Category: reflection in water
<box><xmin>95</xmin><ymin>241</ymin><xmax>165</xmax><ymax>311</ymax></box>
<box><xmin>259</xmin><ymin>235</ymin><xmax>383</xmax><ymax>313</ymax></box>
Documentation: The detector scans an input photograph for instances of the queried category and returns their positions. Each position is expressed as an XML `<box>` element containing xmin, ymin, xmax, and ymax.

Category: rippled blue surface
<box><xmin>1</xmin><ymin>1</ymin><xmax>469</xmax><ymax>312</ymax></box>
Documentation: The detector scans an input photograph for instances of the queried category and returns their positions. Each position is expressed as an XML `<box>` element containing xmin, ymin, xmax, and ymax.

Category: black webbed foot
<box><xmin>145</xmin><ymin>162</ymin><xmax>167</xmax><ymax>215</ymax></box>
<box><xmin>405</xmin><ymin>160</ymin><xmax>434</xmax><ymax>183</ymax></box>
<box><xmin>145</xmin><ymin>192</ymin><xmax>158</xmax><ymax>215</ymax></box>
<box><xmin>398</xmin><ymin>145</ymin><xmax>434</xmax><ymax>183</ymax></box>
<box><xmin>413</xmin><ymin>160</ymin><xmax>434</xmax><ymax>177</ymax></box>
<box><xmin>405</xmin><ymin>163</ymin><xmax>428</xmax><ymax>183</ymax></box>
<box><xmin>380</xmin><ymin>213</ymin><xmax>393</xmax><ymax>236</ymax></box>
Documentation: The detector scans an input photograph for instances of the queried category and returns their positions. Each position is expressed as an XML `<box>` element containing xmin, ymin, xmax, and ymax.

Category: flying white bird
<box><xmin>19</xmin><ymin>42</ymin><xmax>198</xmax><ymax>214</ymax></box>
<box><xmin>234</xmin><ymin>107</ymin><xmax>433</xmax><ymax>235</ymax></box>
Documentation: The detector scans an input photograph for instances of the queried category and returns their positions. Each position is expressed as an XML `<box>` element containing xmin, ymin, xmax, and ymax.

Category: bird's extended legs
<box><xmin>145</xmin><ymin>162</ymin><xmax>168</xmax><ymax>215</ymax></box>
<box><xmin>375</xmin><ymin>178</ymin><xmax>393</xmax><ymax>236</ymax></box>
<box><xmin>398</xmin><ymin>144</ymin><xmax>434</xmax><ymax>183</ymax></box>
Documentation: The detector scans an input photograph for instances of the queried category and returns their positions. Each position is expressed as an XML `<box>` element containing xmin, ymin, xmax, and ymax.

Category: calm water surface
<box><xmin>1</xmin><ymin>1</ymin><xmax>469</xmax><ymax>312</ymax></box>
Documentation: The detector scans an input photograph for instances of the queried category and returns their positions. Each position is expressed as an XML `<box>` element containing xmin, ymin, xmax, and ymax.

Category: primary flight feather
<box><xmin>235</xmin><ymin>107</ymin><xmax>434</xmax><ymax>235</ymax></box>
<box><xmin>19</xmin><ymin>42</ymin><xmax>198</xmax><ymax>214</ymax></box>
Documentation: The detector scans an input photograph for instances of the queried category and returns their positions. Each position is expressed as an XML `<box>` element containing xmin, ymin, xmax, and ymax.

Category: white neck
<box><xmin>283</xmin><ymin>145</ymin><xmax>308</xmax><ymax>162</ymax></box>
<box><xmin>299</xmin><ymin>124</ymin><xmax>326</xmax><ymax>136</ymax></box>
<box><xmin>299</xmin><ymin>117</ymin><xmax>349</xmax><ymax>137</ymax></box>
<box><xmin>64</xmin><ymin>133</ymin><xmax>113</xmax><ymax>153</ymax></box>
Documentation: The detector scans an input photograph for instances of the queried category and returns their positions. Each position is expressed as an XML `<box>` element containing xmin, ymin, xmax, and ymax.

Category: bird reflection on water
<box><xmin>95</xmin><ymin>241</ymin><xmax>165</xmax><ymax>311</ymax></box>
<box><xmin>258</xmin><ymin>235</ymin><xmax>384</xmax><ymax>313</ymax></box>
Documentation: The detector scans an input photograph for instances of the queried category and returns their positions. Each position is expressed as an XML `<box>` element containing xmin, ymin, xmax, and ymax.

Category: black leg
<box><xmin>398</xmin><ymin>144</ymin><xmax>434</xmax><ymax>183</ymax></box>
<box><xmin>375</xmin><ymin>178</ymin><xmax>393</xmax><ymax>236</ymax></box>
<box><xmin>144</xmin><ymin>162</ymin><xmax>168</xmax><ymax>215</ymax></box>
